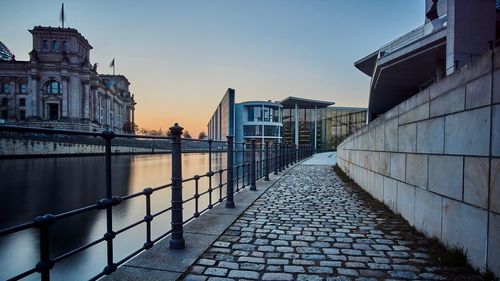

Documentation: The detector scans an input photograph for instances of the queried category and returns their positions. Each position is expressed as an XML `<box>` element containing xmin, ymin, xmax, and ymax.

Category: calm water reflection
<box><xmin>0</xmin><ymin>153</ymin><xmax>232</xmax><ymax>281</ymax></box>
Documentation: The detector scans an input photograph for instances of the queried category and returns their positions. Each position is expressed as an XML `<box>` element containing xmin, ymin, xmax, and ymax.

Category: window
<box><xmin>243</xmin><ymin>125</ymin><xmax>262</xmax><ymax>136</ymax></box>
<box><xmin>247</xmin><ymin>106</ymin><xmax>262</xmax><ymax>122</ymax></box>
<box><xmin>45</xmin><ymin>81</ymin><xmax>61</xmax><ymax>94</ymax></box>
<box><xmin>19</xmin><ymin>110</ymin><xmax>25</xmax><ymax>120</ymax></box>
<box><xmin>48</xmin><ymin>104</ymin><xmax>59</xmax><ymax>120</ymax></box>
<box><xmin>42</xmin><ymin>40</ymin><xmax>48</xmax><ymax>50</ymax></box>
<box><xmin>19</xmin><ymin>83</ymin><xmax>27</xmax><ymax>94</ymax></box>
<box><xmin>63</xmin><ymin>40</ymin><xmax>69</xmax><ymax>51</ymax></box>
<box><xmin>52</xmin><ymin>40</ymin><xmax>60</xmax><ymax>51</ymax></box>
<box><xmin>1</xmin><ymin>98</ymin><xmax>7</xmax><ymax>106</ymax></box>
<box><xmin>264</xmin><ymin>125</ymin><xmax>279</xmax><ymax>137</ymax></box>
<box><xmin>19</xmin><ymin>98</ymin><xmax>26</xmax><ymax>107</ymax></box>
<box><xmin>1</xmin><ymin>83</ymin><xmax>10</xmax><ymax>94</ymax></box>
<box><xmin>1</xmin><ymin>110</ymin><xmax>7</xmax><ymax>120</ymax></box>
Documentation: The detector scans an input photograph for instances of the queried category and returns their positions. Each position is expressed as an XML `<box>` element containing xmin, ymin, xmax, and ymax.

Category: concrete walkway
<box><xmin>103</xmin><ymin>162</ymin><xmax>299</xmax><ymax>281</ymax></box>
<box><xmin>180</xmin><ymin>161</ymin><xmax>465</xmax><ymax>281</ymax></box>
<box><xmin>301</xmin><ymin>152</ymin><xmax>336</xmax><ymax>166</ymax></box>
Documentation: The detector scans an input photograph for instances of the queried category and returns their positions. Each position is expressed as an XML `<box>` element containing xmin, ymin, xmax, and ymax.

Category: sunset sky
<box><xmin>1</xmin><ymin>1</ymin><xmax>424</xmax><ymax>134</ymax></box>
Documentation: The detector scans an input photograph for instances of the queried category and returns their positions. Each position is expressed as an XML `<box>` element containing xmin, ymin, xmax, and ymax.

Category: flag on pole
<box><xmin>60</xmin><ymin>3</ymin><xmax>65</xmax><ymax>28</ymax></box>
<box><xmin>110</xmin><ymin>58</ymin><xmax>115</xmax><ymax>75</ymax></box>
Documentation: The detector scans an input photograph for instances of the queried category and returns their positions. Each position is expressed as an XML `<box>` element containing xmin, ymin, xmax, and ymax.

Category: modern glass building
<box><xmin>235</xmin><ymin>101</ymin><xmax>282</xmax><ymax>144</ymax></box>
<box><xmin>207</xmin><ymin>90</ymin><xmax>367</xmax><ymax>149</ymax></box>
<box><xmin>207</xmin><ymin>89</ymin><xmax>283</xmax><ymax>144</ymax></box>
<box><xmin>280</xmin><ymin>97</ymin><xmax>366</xmax><ymax>150</ymax></box>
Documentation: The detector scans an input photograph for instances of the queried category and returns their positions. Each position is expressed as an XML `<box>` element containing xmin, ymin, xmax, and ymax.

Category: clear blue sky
<box><xmin>0</xmin><ymin>0</ymin><xmax>425</xmax><ymax>133</ymax></box>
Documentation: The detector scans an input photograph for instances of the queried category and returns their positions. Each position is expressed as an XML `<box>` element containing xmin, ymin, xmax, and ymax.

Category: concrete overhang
<box><xmin>279</xmin><ymin>96</ymin><xmax>335</xmax><ymax>109</ymax></box>
<box><xmin>354</xmin><ymin>51</ymin><xmax>378</xmax><ymax>76</ymax></box>
<box><xmin>369</xmin><ymin>30</ymin><xmax>447</xmax><ymax>117</ymax></box>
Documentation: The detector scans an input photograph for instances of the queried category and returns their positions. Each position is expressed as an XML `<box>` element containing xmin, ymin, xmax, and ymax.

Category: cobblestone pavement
<box><xmin>180</xmin><ymin>165</ymin><xmax>476</xmax><ymax>281</ymax></box>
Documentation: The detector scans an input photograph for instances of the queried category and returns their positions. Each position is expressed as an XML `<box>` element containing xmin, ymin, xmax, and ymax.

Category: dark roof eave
<box><xmin>279</xmin><ymin>96</ymin><xmax>335</xmax><ymax>109</ymax></box>
<box><xmin>354</xmin><ymin>50</ymin><xmax>378</xmax><ymax>76</ymax></box>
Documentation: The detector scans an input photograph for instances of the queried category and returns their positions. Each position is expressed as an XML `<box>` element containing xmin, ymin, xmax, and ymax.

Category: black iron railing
<box><xmin>0</xmin><ymin>124</ymin><xmax>313</xmax><ymax>281</ymax></box>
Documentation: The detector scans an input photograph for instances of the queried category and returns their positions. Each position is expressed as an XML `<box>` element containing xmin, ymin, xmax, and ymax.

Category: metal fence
<box><xmin>0</xmin><ymin>124</ymin><xmax>313</xmax><ymax>281</ymax></box>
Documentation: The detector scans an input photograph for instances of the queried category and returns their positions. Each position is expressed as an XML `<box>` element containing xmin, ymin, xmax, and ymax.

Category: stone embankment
<box><xmin>337</xmin><ymin>44</ymin><xmax>500</xmax><ymax>275</ymax></box>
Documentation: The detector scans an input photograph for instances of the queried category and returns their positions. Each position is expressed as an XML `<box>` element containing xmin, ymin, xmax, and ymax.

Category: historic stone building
<box><xmin>0</xmin><ymin>26</ymin><xmax>136</xmax><ymax>133</ymax></box>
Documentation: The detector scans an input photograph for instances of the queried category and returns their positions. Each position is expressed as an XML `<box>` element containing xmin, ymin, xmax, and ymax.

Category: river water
<box><xmin>0</xmin><ymin>152</ymin><xmax>256</xmax><ymax>280</ymax></box>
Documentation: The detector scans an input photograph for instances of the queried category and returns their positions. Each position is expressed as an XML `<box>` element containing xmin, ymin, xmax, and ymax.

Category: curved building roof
<box><xmin>0</xmin><ymin>41</ymin><xmax>13</xmax><ymax>61</ymax></box>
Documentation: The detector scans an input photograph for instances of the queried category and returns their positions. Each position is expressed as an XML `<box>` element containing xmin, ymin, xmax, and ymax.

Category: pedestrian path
<box><xmin>180</xmin><ymin>163</ymin><xmax>477</xmax><ymax>281</ymax></box>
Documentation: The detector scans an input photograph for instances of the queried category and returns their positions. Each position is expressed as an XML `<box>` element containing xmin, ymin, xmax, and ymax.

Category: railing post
<box><xmin>292</xmin><ymin>144</ymin><xmax>296</xmax><ymax>163</ymax></box>
<box><xmin>208</xmin><ymin>139</ymin><xmax>213</xmax><ymax>209</ymax></box>
<box><xmin>281</xmin><ymin>143</ymin><xmax>285</xmax><ymax>171</ymax></box>
<box><xmin>169</xmin><ymin>123</ymin><xmax>185</xmax><ymax>249</ymax></box>
<box><xmin>102</xmin><ymin>130</ymin><xmax>117</xmax><ymax>275</ymax></box>
<box><xmin>35</xmin><ymin>214</ymin><xmax>55</xmax><ymax>281</ymax></box>
<box><xmin>285</xmin><ymin>144</ymin><xmax>290</xmax><ymax>168</ymax></box>
<box><xmin>264</xmin><ymin>141</ymin><xmax>270</xmax><ymax>181</ymax></box>
<box><xmin>226</xmin><ymin>136</ymin><xmax>235</xmax><ymax>208</ymax></box>
<box><xmin>250</xmin><ymin>139</ymin><xmax>257</xmax><ymax>190</ymax></box>
<box><xmin>274</xmin><ymin>142</ymin><xmax>278</xmax><ymax>175</ymax></box>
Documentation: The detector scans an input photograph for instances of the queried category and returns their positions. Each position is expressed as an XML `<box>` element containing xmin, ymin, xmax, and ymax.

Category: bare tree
<box><xmin>198</xmin><ymin>131</ymin><xmax>207</xmax><ymax>139</ymax></box>
<box><xmin>182</xmin><ymin>130</ymin><xmax>192</xmax><ymax>138</ymax></box>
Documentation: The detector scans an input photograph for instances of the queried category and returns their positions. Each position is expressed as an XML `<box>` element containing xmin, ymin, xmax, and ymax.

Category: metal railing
<box><xmin>379</xmin><ymin>14</ymin><xmax>447</xmax><ymax>58</ymax></box>
<box><xmin>0</xmin><ymin>124</ymin><xmax>313</xmax><ymax>281</ymax></box>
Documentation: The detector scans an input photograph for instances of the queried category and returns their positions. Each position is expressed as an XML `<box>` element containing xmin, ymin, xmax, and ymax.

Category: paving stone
<box><xmin>337</xmin><ymin>268</ymin><xmax>359</xmax><ymax>276</ymax></box>
<box><xmin>204</xmin><ymin>267</ymin><xmax>228</xmax><ymax>276</ymax></box>
<box><xmin>184</xmin><ymin>165</ymin><xmax>481</xmax><ymax>281</ymax></box>
<box><xmin>308</xmin><ymin>266</ymin><xmax>334</xmax><ymax>273</ymax></box>
<box><xmin>218</xmin><ymin>261</ymin><xmax>238</xmax><ymax>270</ymax></box>
<box><xmin>261</xmin><ymin>273</ymin><xmax>293</xmax><ymax>281</ymax></box>
<box><xmin>389</xmin><ymin>271</ymin><xmax>419</xmax><ymax>279</ymax></box>
<box><xmin>227</xmin><ymin>270</ymin><xmax>259</xmax><ymax>280</ymax></box>
<box><xmin>284</xmin><ymin>265</ymin><xmax>305</xmax><ymax>273</ymax></box>
<box><xmin>267</xmin><ymin>259</ymin><xmax>289</xmax><ymax>265</ymax></box>
<box><xmin>297</xmin><ymin>274</ymin><xmax>323</xmax><ymax>281</ymax></box>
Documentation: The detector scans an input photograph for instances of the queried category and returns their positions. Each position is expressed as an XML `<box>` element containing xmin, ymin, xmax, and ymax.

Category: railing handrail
<box><xmin>379</xmin><ymin>14</ymin><xmax>447</xmax><ymax>57</ymax></box>
<box><xmin>0</xmin><ymin>123</ymin><xmax>314</xmax><ymax>281</ymax></box>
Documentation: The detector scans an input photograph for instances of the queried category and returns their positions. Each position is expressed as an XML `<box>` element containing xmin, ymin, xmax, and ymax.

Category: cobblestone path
<box><xmin>180</xmin><ymin>165</ymin><xmax>475</xmax><ymax>281</ymax></box>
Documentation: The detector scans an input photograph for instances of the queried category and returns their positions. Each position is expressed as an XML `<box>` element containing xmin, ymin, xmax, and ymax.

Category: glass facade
<box><xmin>282</xmin><ymin>107</ymin><xmax>367</xmax><ymax>150</ymax></box>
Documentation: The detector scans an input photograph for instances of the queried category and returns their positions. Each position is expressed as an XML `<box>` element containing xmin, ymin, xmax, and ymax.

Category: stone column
<box><xmin>62</xmin><ymin>79</ymin><xmax>68</xmax><ymax>117</ymax></box>
<box><xmin>83</xmin><ymin>83</ymin><xmax>90</xmax><ymax>119</ymax></box>
<box><xmin>30</xmin><ymin>76</ymin><xmax>38</xmax><ymax>117</ymax></box>
<box><xmin>94</xmin><ymin>90</ymin><xmax>99</xmax><ymax>122</ymax></box>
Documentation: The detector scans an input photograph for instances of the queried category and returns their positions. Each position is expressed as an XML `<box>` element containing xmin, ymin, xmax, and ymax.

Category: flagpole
<box><xmin>61</xmin><ymin>3</ymin><xmax>65</xmax><ymax>28</ymax></box>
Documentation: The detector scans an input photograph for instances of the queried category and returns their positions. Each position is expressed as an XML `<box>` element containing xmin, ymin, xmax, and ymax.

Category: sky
<box><xmin>0</xmin><ymin>0</ymin><xmax>424</xmax><ymax>135</ymax></box>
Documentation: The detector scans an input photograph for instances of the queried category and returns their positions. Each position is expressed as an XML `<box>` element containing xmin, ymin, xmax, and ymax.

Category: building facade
<box><xmin>0</xmin><ymin>26</ymin><xmax>136</xmax><ymax>133</ymax></box>
<box><xmin>207</xmin><ymin>90</ymin><xmax>367</xmax><ymax>149</ymax></box>
<box><xmin>207</xmin><ymin>88</ymin><xmax>283</xmax><ymax>144</ymax></box>
<box><xmin>280</xmin><ymin>97</ymin><xmax>366</xmax><ymax>150</ymax></box>
<box><xmin>235</xmin><ymin>101</ymin><xmax>282</xmax><ymax>144</ymax></box>
<box><xmin>355</xmin><ymin>0</ymin><xmax>497</xmax><ymax>121</ymax></box>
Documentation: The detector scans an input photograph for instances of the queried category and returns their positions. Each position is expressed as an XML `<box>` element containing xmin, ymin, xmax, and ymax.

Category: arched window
<box><xmin>42</xmin><ymin>40</ymin><xmax>48</xmax><ymax>50</ymax></box>
<box><xmin>45</xmin><ymin>81</ymin><xmax>61</xmax><ymax>94</ymax></box>
<box><xmin>52</xmin><ymin>40</ymin><xmax>60</xmax><ymax>51</ymax></box>
<box><xmin>63</xmin><ymin>40</ymin><xmax>69</xmax><ymax>51</ymax></box>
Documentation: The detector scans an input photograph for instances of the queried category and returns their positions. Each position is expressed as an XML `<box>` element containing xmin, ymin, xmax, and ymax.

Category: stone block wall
<box><xmin>337</xmin><ymin>47</ymin><xmax>500</xmax><ymax>275</ymax></box>
<box><xmin>0</xmin><ymin>138</ymin><xmax>167</xmax><ymax>156</ymax></box>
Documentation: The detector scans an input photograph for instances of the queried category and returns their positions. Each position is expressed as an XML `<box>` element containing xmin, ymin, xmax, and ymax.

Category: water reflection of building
<box><xmin>207</xmin><ymin>89</ymin><xmax>367</xmax><ymax>150</ymax></box>
<box><xmin>0</xmin><ymin>26</ymin><xmax>136</xmax><ymax>133</ymax></box>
